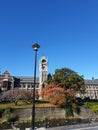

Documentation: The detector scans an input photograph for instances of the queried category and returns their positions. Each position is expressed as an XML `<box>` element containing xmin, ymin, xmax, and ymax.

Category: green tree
<box><xmin>47</xmin><ymin>73</ymin><xmax>52</xmax><ymax>84</ymax></box>
<box><xmin>47</xmin><ymin>67</ymin><xmax>86</xmax><ymax>93</ymax></box>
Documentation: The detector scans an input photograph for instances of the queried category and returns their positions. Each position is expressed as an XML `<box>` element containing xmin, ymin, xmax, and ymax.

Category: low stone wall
<box><xmin>1</xmin><ymin>107</ymin><xmax>97</xmax><ymax>122</ymax></box>
<box><xmin>78</xmin><ymin>107</ymin><xmax>98</xmax><ymax>120</ymax></box>
<box><xmin>13</xmin><ymin>107</ymin><xmax>65</xmax><ymax>120</ymax></box>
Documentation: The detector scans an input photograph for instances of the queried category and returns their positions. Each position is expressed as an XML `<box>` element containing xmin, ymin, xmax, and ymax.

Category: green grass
<box><xmin>0</xmin><ymin>100</ymin><xmax>55</xmax><ymax>109</ymax></box>
<box><xmin>83</xmin><ymin>101</ymin><xmax>98</xmax><ymax>113</ymax></box>
<box><xmin>0</xmin><ymin>101</ymin><xmax>31</xmax><ymax>109</ymax></box>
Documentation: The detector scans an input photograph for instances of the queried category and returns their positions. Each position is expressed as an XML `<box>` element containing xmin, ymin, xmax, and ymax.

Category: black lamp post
<box><xmin>32</xmin><ymin>43</ymin><xmax>40</xmax><ymax>130</ymax></box>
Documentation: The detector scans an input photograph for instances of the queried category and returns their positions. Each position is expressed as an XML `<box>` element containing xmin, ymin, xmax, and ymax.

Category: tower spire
<box><xmin>39</xmin><ymin>56</ymin><xmax>48</xmax><ymax>94</ymax></box>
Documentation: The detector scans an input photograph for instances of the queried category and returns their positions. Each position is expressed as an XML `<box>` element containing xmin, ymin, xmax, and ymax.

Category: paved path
<box><xmin>47</xmin><ymin>124</ymin><xmax>98</xmax><ymax>130</ymax></box>
<box><xmin>3</xmin><ymin>122</ymin><xmax>98</xmax><ymax>130</ymax></box>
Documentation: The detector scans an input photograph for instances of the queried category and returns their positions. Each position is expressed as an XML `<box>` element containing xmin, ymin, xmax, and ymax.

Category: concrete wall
<box><xmin>2</xmin><ymin>107</ymin><xmax>97</xmax><ymax>122</ymax></box>
<box><xmin>13</xmin><ymin>107</ymin><xmax>65</xmax><ymax>120</ymax></box>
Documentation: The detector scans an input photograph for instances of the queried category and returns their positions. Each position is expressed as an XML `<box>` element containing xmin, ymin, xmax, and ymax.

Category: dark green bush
<box><xmin>0</xmin><ymin>108</ymin><xmax>5</xmax><ymax>118</ymax></box>
<box><xmin>6</xmin><ymin>114</ymin><xmax>19</xmax><ymax>123</ymax></box>
<box><xmin>36</xmin><ymin>100</ymin><xmax>50</xmax><ymax>104</ymax></box>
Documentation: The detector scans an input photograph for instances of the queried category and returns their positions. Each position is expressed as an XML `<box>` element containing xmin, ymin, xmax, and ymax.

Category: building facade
<box><xmin>83</xmin><ymin>79</ymin><xmax>98</xmax><ymax>99</ymax></box>
<box><xmin>0</xmin><ymin>70</ymin><xmax>14</xmax><ymax>91</ymax></box>
<box><xmin>0</xmin><ymin>56</ymin><xmax>48</xmax><ymax>94</ymax></box>
<box><xmin>0</xmin><ymin>56</ymin><xmax>98</xmax><ymax>99</ymax></box>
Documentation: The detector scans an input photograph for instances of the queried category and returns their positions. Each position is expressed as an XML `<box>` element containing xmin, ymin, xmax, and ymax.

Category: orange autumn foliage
<box><xmin>41</xmin><ymin>84</ymin><xmax>76</xmax><ymax>106</ymax></box>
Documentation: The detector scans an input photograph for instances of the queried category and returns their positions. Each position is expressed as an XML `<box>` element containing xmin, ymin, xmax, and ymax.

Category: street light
<box><xmin>32</xmin><ymin>43</ymin><xmax>40</xmax><ymax>130</ymax></box>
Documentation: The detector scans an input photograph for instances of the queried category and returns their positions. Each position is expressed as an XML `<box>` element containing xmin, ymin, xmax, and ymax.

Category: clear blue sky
<box><xmin>0</xmin><ymin>0</ymin><xmax>98</xmax><ymax>79</ymax></box>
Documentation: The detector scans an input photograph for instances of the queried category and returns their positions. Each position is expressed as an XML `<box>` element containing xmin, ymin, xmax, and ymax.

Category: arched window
<box><xmin>28</xmin><ymin>85</ymin><xmax>30</xmax><ymax>88</ymax></box>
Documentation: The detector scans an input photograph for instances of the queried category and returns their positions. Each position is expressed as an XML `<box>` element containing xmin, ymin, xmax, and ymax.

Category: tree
<box><xmin>20</xmin><ymin>89</ymin><xmax>39</xmax><ymax>102</ymax></box>
<box><xmin>64</xmin><ymin>89</ymin><xmax>79</xmax><ymax>117</ymax></box>
<box><xmin>47</xmin><ymin>73</ymin><xmax>52</xmax><ymax>84</ymax></box>
<box><xmin>41</xmin><ymin>84</ymin><xmax>79</xmax><ymax>117</ymax></box>
<box><xmin>41</xmin><ymin>84</ymin><xmax>76</xmax><ymax>106</ymax></box>
<box><xmin>21</xmin><ymin>89</ymin><xmax>33</xmax><ymax>101</ymax></box>
<box><xmin>1</xmin><ymin>89</ymin><xmax>39</xmax><ymax>105</ymax></box>
<box><xmin>2</xmin><ymin>89</ymin><xmax>22</xmax><ymax>105</ymax></box>
<box><xmin>47</xmin><ymin>68</ymin><xmax>86</xmax><ymax>93</ymax></box>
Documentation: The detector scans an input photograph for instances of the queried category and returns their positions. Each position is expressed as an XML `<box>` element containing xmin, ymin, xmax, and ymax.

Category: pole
<box><xmin>32</xmin><ymin>49</ymin><xmax>37</xmax><ymax>130</ymax></box>
<box><xmin>32</xmin><ymin>43</ymin><xmax>40</xmax><ymax>130</ymax></box>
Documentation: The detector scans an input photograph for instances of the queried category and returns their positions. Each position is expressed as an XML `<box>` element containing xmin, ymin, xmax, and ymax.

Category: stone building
<box><xmin>0</xmin><ymin>56</ymin><xmax>48</xmax><ymax>94</ymax></box>
<box><xmin>0</xmin><ymin>56</ymin><xmax>98</xmax><ymax>100</ymax></box>
<box><xmin>83</xmin><ymin>78</ymin><xmax>98</xmax><ymax>99</ymax></box>
<box><xmin>0</xmin><ymin>70</ymin><xmax>14</xmax><ymax>91</ymax></box>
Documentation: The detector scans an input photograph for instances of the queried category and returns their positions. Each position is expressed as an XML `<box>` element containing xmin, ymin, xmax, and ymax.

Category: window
<box><xmin>23</xmin><ymin>85</ymin><xmax>25</xmax><ymax>88</ymax></box>
<box><xmin>28</xmin><ymin>85</ymin><xmax>30</xmax><ymax>88</ymax></box>
<box><xmin>36</xmin><ymin>85</ymin><xmax>39</xmax><ymax>88</ymax></box>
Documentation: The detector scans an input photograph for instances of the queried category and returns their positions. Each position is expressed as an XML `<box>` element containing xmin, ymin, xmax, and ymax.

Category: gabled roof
<box><xmin>85</xmin><ymin>79</ymin><xmax>98</xmax><ymax>85</ymax></box>
<box><xmin>14</xmin><ymin>76</ymin><xmax>39</xmax><ymax>83</ymax></box>
<box><xmin>0</xmin><ymin>70</ymin><xmax>13</xmax><ymax>81</ymax></box>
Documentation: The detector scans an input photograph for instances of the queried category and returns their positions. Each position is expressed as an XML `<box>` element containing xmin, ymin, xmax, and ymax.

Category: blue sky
<box><xmin>0</xmin><ymin>0</ymin><xmax>98</xmax><ymax>79</ymax></box>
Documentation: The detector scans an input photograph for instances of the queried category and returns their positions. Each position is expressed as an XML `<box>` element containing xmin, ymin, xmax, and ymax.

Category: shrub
<box><xmin>6</xmin><ymin>114</ymin><xmax>19</xmax><ymax>123</ymax></box>
<box><xmin>84</xmin><ymin>102</ymin><xmax>91</xmax><ymax>108</ymax></box>
<box><xmin>0</xmin><ymin>108</ymin><xmax>5</xmax><ymax>118</ymax></box>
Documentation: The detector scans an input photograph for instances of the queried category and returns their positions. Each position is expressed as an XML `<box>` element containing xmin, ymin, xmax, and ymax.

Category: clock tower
<box><xmin>39</xmin><ymin>56</ymin><xmax>48</xmax><ymax>93</ymax></box>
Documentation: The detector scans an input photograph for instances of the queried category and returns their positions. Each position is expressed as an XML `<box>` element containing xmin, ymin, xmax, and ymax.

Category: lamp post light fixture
<box><xmin>32</xmin><ymin>43</ymin><xmax>40</xmax><ymax>130</ymax></box>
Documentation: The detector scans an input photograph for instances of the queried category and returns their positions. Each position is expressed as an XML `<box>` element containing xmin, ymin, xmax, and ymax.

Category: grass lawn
<box><xmin>83</xmin><ymin>101</ymin><xmax>98</xmax><ymax>113</ymax></box>
<box><xmin>0</xmin><ymin>100</ymin><xmax>56</xmax><ymax>109</ymax></box>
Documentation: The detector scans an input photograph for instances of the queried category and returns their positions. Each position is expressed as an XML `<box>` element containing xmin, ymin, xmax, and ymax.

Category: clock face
<box><xmin>40</xmin><ymin>57</ymin><xmax>48</xmax><ymax>71</ymax></box>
